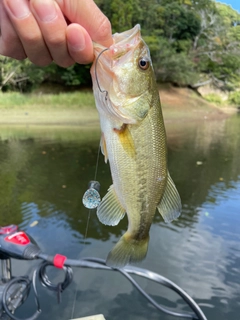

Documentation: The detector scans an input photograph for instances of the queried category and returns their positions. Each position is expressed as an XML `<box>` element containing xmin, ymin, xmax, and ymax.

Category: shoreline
<box><xmin>0</xmin><ymin>87</ymin><xmax>237</xmax><ymax>127</ymax></box>
<box><xmin>0</xmin><ymin>107</ymin><xmax>232</xmax><ymax>126</ymax></box>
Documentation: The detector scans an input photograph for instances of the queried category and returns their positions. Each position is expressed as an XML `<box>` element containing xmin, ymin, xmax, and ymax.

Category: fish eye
<box><xmin>138</xmin><ymin>58</ymin><xmax>150</xmax><ymax>70</ymax></box>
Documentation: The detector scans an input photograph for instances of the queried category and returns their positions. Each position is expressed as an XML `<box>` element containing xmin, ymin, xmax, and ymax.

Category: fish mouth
<box><xmin>91</xmin><ymin>24</ymin><xmax>142</xmax><ymax>87</ymax></box>
<box><xmin>108</xmin><ymin>25</ymin><xmax>142</xmax><ymax>61</ymax></box>
<box><xmin>92</xmin><ymin>24</ymin><xmax>141</xmax><ymax>57</ymax></box>
<box><xmin>112</xmin><ymin>24</ymin><xmax>141</xmax><ymax>46</ymax></box>
<box><xmin>90</xmin><ymin>25</ymin><xmax>144</xmax><ymax>123</ymax></box>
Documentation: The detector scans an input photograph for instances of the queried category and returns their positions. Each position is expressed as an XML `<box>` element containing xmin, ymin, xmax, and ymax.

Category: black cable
<box><xmin>123</xmin><ymin>264</ymin><xmax>207</xmax><ymax>320</ymax></box>
<box><xmin>2</xmin><ymin>277</ymin><xmax>41</xmax><ymax>320</ymax></box>
<box><xmin>37</xmin><ymin>254</ymin><xmax>208</xmax><ymax>320</ymax></box>
<box><xmin>68</xmin><ymin>257</ymin><xmax>207</xmax><ymax>320</ymax></box>
<box><xmin>116</xmin><ymin>268</ymin><xmax>196</xmax><ymax>319</ymax></box>
<box><xmin>82</xmin><ymin>258</ymin><xmax>200</xmax><ymax>320</ymax></box>
<box><xmin>36</xmin><ymin>261</ymin><xmax>73</xmax><ymax>302</ymax></box>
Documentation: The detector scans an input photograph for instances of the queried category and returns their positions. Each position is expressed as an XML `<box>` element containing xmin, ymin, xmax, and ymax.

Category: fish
<box><xmin>90</xmin><ymin>25</ymin><xmax>181</xmax><ymax>268</ymax></box>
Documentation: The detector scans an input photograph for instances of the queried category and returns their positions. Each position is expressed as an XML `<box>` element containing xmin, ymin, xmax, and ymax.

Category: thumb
<box><xmin>55</xmin><ymin>0</ymin><xmax>113</xmax><ymax>47</ymax></box>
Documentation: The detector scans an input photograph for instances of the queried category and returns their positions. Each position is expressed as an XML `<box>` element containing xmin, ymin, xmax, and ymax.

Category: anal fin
<box><xmin>157</xmin><ymin>172</ymin><xmax>181</xmax><ymax>223</ymax></box>
<box><xmin>97</xmin><ymin>185</ymin><xmax>125</xmax><ymax>226</ymax></box>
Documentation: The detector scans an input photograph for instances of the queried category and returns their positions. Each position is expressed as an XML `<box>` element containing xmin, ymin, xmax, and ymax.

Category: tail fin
<box><xmin>106</xmin><ymin>232</ymin><xmax>149</xmax><ymax>268</ymax></box>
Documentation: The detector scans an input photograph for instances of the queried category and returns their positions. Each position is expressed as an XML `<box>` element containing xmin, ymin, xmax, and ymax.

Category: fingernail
<box><xmin>32</xmin><ymin>0</ymin><xmax>57</xmax><ymax>22</ymax></box>
<box><xmin>5</xmin><ymin>0</ymin><xmax>30</xmax><ymax>19</ymax></box>
<box><xmin>68</xmin><ymin>30</ymin><xmax>86</xmax><ymax>51</ymax></box>
<box><xmin>69</xmin><ymin>35</ymin><xmax>86</xmax><ymax>51</ymax></box>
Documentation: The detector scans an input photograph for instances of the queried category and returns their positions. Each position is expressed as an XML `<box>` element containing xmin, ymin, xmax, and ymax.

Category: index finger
<box><xmin>0</xmin><ymin>1</ymin><xmax>26</xmax><ymax>59</ymax></box>
<box><xmin>55</xmin><ymin>0</ymin><xmax>113</xmax><ymax>47</ymax></box>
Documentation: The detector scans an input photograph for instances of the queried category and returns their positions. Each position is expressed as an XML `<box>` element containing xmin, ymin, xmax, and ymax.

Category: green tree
<box><xmin>1</xmin><ymin>0</ymin><xmax>240</xmax><ymax>91</ymax></box>
<box><xmin>0</xmin><ymin>57</ymin><xmax>46</xmax><ymax>92</ymax></box>
<box><xmin>160</xmin><ymin>3</ymin><xmax>201</xmax><ymax>41</ymax></box>
<box><xmin>191</xmin><ymin>4</ymin><xmax>240</xmax><ymax>89</ymax></box>
<box><xmin>145</xmin><ymin>36</ymin><xmax>198</xmax><ymax>85</ymax></box>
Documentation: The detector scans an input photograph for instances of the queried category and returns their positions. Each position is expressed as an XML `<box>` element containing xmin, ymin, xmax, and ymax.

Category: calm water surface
<box><xmin>0</xmin><ymin>114</ymin><xmax>239</xmax><ymax>320</ymax></box>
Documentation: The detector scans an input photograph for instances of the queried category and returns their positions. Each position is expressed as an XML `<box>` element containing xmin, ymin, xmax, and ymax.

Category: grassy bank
<box><xmin>0</xmin><ymin>86</ymin><xmax>235</xmax><ymax>125</ymax></box>
<box><xmin>0</xmin><ymin>91</ymin><xmax>95</xmax><ymax>109</ymax></box>
<box><xmin>0</xmin><ymin>91</ymin><xmax>99</xmax><ymax>125</ymax></box>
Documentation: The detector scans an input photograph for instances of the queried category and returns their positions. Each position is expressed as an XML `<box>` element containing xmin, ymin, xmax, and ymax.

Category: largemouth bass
<box><xmin>90</xmin><ymin>25</ymin><xmax>181</xmax><ymax>267</ymax></box>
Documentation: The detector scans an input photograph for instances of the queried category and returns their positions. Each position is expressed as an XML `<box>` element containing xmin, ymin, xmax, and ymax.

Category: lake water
<box><xmin>0</xmin><ymin>114</ymin><xmax>239</xmax><ymax>320</ymax></box>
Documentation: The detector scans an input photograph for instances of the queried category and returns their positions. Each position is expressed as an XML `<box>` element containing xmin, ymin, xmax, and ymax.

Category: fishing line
<box><xmin>72</xmin><ymin>48</ymin><xmax>108</xmax><ymax>319</ymax></box>
<box><xmin>83</xmin><ymin>142</ymin><xmax>101</xmax><ymax>244</ymax></box>
<box><xmin>83</xmin><ymin>210</ymin><xmax>91</xmax><ymax>246</ymax></box>
<box><xmin>70</xmin><ymin>287</ymin><xmax>78</xmax><ymax>319</ymax></box>
<box><xmin>94</xmin><ymin>142</ymin><xmax>101</xmax><ymax>182</ymax></box>
<box><xmin>71</xmin><ymin>143</ymin><xmax>101</xmax><ymax>319</ymax></box>
<box><xmin>71</xmin><ymin>140</ymin><xmax>102</xmax><ymax>319</ymax></box>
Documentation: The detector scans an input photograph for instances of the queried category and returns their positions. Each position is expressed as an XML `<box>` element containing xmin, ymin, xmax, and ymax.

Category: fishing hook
<box><xmin>95</xmin><ymin>48</ymin><xmax>109</xmax><ymax>101</ymax></box>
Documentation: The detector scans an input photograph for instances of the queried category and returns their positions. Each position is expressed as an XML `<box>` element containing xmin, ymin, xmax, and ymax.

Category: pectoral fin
<box><xmin>157</xmin><ymin>172</ymin><xmax>181</xmax><ymax>223</ymax></box>
<box><xmin>97</xmin><ymin>185</ymin><xmax>125</xmax><ymax>226</ymax></box>
<box><xmin>114</xmin><ymin>124</ymin><xmax>135</xmax><ymax>158</ymax></box>
<box><xmin>100</xmin><ymin>133</ymin><xmax>108</xmax><ymax>163</ymax></box>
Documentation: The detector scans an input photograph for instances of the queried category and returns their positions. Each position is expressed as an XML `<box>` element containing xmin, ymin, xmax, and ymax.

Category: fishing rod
<box><xmin>0</xmin><ymin>224</ymin><xmax>208</xmax><ymax>320</ymax></box>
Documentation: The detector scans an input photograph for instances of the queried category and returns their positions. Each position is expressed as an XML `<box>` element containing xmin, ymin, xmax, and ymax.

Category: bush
<box><xmin>204</xmin><ymin>93</ymin><xmax>223</xmax><ymax>105</ymax></box>
<box><xmin>228</xmin><ymin>91</ymin><xmax>240</xmax><ymax>105</ymax></box>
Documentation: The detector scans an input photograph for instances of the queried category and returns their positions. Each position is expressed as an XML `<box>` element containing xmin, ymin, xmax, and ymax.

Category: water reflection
<box><xmin>0</xmin><ymin>115</ymin><xmax>239</xmax><ymax>320</ymax></box>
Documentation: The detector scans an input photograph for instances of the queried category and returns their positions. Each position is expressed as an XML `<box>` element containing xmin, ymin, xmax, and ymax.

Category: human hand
<box><xmin>0</xmin><ymin>0</ymin><xmax>113</xmax><ymax>67</ymax></box>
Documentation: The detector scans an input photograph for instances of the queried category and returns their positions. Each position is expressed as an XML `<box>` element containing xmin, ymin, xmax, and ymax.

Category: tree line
<box><xmin>0</xmin><ymin>0</ymin><xmax>240</xmax><ymax>95</ymax></box>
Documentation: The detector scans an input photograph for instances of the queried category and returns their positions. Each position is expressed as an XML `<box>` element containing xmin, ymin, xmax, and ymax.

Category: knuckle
<box><xmin>3</xmin><ymin>52</ymin><xmax>26</xmax><ymax>60</ymax></box>
<box><xmin>13</xmin><ymin>53</ymin><xmax>27</xmax><ymax>60</ymax></box>
<box><xmin>0</xmin><ymin>45</ymin><xmax>26</xmax><ymax>60</ymax></box>
<box><xmin>29</xmin><ymin>56</ymin><xmax>53</xmax><ymax>67</ymax></box>
<box><xmin>55</xmin><ymin>58</ymin><xmax>74</xmax><ymax>68</ymax></box>
<box><xmin>47</xmin><ymin>33</ymin><xmax>66</xmax><ymax>48</ymax></box>
<box><xmin>97</xmin><ymin>16</ymin><xmax>112</xmax><ymax>41</ymax></box>
<box><xmin>75</xmin><ymin>55</ymin><xmax>92</xmax><ymax>65</ymax></box>
<box><xmin>23</xmin><ymin>32</ymin><xmax>42</xmax><ymax>46</ymax></box>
